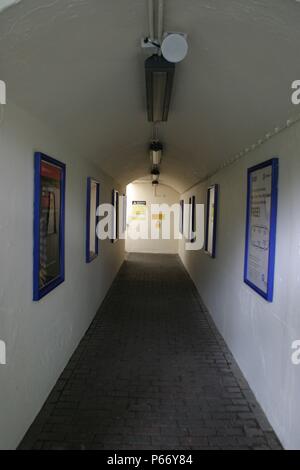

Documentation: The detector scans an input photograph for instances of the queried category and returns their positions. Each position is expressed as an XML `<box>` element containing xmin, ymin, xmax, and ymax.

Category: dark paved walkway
<box><xmin>19</xmin><ymin>254</ymin><xmax>282</xmax><ymax>450</ymax></box>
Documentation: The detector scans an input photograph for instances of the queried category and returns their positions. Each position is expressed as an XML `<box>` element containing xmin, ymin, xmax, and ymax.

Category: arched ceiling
<box><xmin>1</xmin><ymin>0</ymin><xmax>300</xmax><ymax>193</ymax></box>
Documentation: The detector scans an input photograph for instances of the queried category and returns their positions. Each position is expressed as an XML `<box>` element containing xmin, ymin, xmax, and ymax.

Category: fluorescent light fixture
<box><xmin>145</xmin><ymin>54</ymin><xmax>175</xmax><ymax>122</ymax></box>
<box><xmin>0</xmin><ymin>0</ymin><xmax>22</xmax><ymax>14</ymax></box>
<box><xmin>150</xmin><ymin>141</ymin><xmax>163</xmax><ymax>165</ymax></box>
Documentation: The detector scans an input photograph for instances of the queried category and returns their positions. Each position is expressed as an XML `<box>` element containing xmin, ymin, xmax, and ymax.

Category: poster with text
<box><xmin>189</xmin><ymin>196</ymin><xmax>196</xmax><ymax>243</ymax></box>
<box><xmin>131</xmin><ymin>201</ymin><xmax>147</xmax><ymax>221</ymax></box>
<box><xmin>244</xmin><ymin>158</ymin><xmax>278</xmax><ymax>302</ymax></box>
<box><xmin>111</xmin><ymin>189</ymin><xmax>119</xmax><ymax>242</ymax></box>
<box><xmin>86</xmin><ymin>178</ymin><xmax>100</xmax><ymax>263</ymax></box>
<box><xmin>205</xmin><ymin>185</ymin><xmax>218</xmax><ymax>258</ymax></box>
<box><xmin>33</xmin><ymin>153</ymin><xmax>65</xmax><ymax>301</ymax></box>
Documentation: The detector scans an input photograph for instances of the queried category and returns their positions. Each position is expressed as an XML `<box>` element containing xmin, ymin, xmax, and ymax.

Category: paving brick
<box><xmin>18</xmin><ymin>254</ymin><xmax>282</xmax><ymax>451</ymax></box>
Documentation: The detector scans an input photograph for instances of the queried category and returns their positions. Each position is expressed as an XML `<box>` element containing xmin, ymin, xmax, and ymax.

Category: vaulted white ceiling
<box><xmin>1</xmin><ymin>0</ymin><xmax>300</xmax><ymax>192</ymax></box>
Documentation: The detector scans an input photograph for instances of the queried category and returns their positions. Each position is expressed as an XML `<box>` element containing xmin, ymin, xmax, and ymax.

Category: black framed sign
<box><xmin>244</xmin><ymin>158</ymin><xmax>279</xmax><ymax>302</ymax></box>
<box><xmin>179</xmin><ymin>200</ymin><xmax>184</xmax><ymax>235</ymax></box>
<box><xmin>33</xmin><ymin>152</ymin><xmax>66</xmax><ymax>301</ymax></box>
<box><xmin>86</xmin><ymin>178</ymin><xmax>100</xmax><ymax>263</ymax></box>
<box><xmin>205</xmin><ymin>184</ymin><xmax>219</xmax><ymax>258</ymax></box>
<box><xmin>120</xmin><ymin>194</ymin><xmax>127</xmax><ymax>235</ymax></box>
<box><xmin>111</xmin><ymin>189</ymin><xmax>119</xmax><ymax>243</ymax></box>
<box><xmin>189</xmin><ymin>196</ymin><xmax>196</xmax><ymax>243</ymax></box>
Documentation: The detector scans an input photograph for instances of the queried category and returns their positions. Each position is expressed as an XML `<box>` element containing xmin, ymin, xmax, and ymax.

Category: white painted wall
<box><xmin>126</xmin><ymin>182</ymin><xmax>179</xmax><ymax>254</ymax></box>
<box><xmin>179</xmin><ymin>121</ymin><xmax>300</xmax><ymax>450</ymax></box>
<box><xmin>0</xmin><ymin>102</ymin><xmax>125</xmax><ymax>449</ymax></box>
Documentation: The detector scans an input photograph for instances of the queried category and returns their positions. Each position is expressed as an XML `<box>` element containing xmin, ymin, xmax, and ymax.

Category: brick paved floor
<box><xmin>19</xmin><ymin>254</ymin><xmax>282</xmax><ymax>450</ymax></box>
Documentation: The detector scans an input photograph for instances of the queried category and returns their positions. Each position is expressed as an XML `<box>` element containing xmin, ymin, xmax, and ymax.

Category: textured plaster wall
<box><xmin>0</xmin><ymin>102</ymin><xmax>125</xmax><ymax>449</ymax></box>
<box><xmin>179</xmin><ymin>121</ymin><xmax>300</xmax><ymax>450</ymax></box>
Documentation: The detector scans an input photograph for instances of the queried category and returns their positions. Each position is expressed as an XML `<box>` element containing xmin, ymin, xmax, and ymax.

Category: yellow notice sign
<box><xmin>152</xmin><ymin>213</ymin><xmax>165</xmax><ymax>221</ymax></box>
<box><xmin>131</xmin><ymin>201</ymin><xmax>147</xmax><ymax>221</ymax></box>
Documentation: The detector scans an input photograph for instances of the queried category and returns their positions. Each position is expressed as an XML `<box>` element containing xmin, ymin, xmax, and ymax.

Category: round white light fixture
<box><xmin>0</xmin><ymin>0</ymin><xmax>22</xmax><ymax>14</ymax></box>
<box><xmin>161</xmin><ymin>34</ymin><xmax>188</xmax><ymax>63</ymax></box>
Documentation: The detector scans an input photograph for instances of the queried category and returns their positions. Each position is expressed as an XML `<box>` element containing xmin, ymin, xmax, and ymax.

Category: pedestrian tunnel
<box><xmin>0</xmin><ymin>0</ymin><xmax>300</xmax><ymax>451</ymax></box>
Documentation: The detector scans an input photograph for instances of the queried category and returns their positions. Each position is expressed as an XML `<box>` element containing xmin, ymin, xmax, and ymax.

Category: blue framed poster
<box><xmin>33</xmin><ymin>152</ymin><xmax>66</xmax><ymax>301</ymax></box>
<box><xmin>205</xmin><ymin>184</ymin><xmax>219</xmax><ymax>258</ymax></box>
<box><xmin>244</xmin><ymin>158</ymin><xmax>279</xmax><ymax>302</ymax></box>
<box><xmin>86</xmin><ymin>178</ymin><xmax>100</xmax><ymax>263</ymax></box>
<box><xmin>111</xmin><ymin>189</ymin><xmax>119</xmax><ymax>243</ymax></box>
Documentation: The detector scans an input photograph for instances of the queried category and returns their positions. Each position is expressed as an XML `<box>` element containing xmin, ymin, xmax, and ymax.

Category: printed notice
<box><xmin>206</xmin><ymin>186</ymin><xmax>217</xmax><ymax>256</ymax></box>
<box><xmin>131</xmin><ymin>201</ymin><xmax>147</xmax><ymax>221</ymax></box>
<box><xmin>246</xmin><ymin>165</ymin><xmax>273</xmax><ymax>294</ymax></box>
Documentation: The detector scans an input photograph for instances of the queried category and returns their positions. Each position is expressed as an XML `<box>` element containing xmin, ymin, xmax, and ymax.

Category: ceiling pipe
<box><xmin>148</xmin><ymin>0</ymin><xmax>155</xmax><ymax>41</ymax></box>
<box><xmin>157</xmin><ymin>0</ymin><xmax>164</xmax><ymax>45</ymax></box>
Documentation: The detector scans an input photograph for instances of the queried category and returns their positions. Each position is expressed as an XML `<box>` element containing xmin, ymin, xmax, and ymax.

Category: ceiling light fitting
<box><xmin>142</xmin><ymin>33</ymin><xmax>188</xmax><ymax>64</ymax></box>
<box><xmin>0</xmin><ymin>0</ymin><xmax>21</xmax><ymax>14</ymax></box>
<box><xmin>150</xmin><ymin>141</ymin><xmax>163</xmax><ymax>165</ymax></box>
<box><xmin>143</xmin><ymin>37</ymin><xmax>161</xmax><ymax>49</ymax></box>
<box><xmin>161</xmin><ymin>33</ymin><xmax>188</xmax><ymax>63</ymax></box>
<box><xmin>145</xmin><ymin>54</ymin><xmax>175</xmax><ymax>122</ymax></box>
<box><xmin>151</xmin><ymin>166</ymin><xmax>160</xmax><ymax>176</ymax></box>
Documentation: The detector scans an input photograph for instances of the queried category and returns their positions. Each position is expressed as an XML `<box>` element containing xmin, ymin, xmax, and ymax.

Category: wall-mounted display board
<box><xmin>33</xmin><ymin>152</ymin><xmax>66</xmax><ymax>301</ymax></box>
<box><xmin>111</xmin><ymin>189</ymin><xmax>119</xmax><ymax>243</ymax></box>
<box><xmin>205</xmin><ymin>185</ymin><xmax>219</xmax><ymax>258</ymax></box>
<box><xmin>179</xmin><ymin>200</ymin><xmax>184</xmax><ymax>235</ymax></box>
<box><xmin>244</xmin><ymin>158</ymin><xmax>279</xmax><ymax>302</ymax></box>
<box><xmin>131</xmin><ymin>201</ymin><xmax>147</xmax><ymax>221</ymax></box>
<box><xmin>86</xmin><ymin>178</ymin><xmax>100</xmax><ymax>263</ymax></box>
<box><xmin>189</xmin><ymin>196</ymin><xmax>196</xmax><ymax>243</ymax></box>
<box><xmin>120</xmin><ymin>194</ymin><xmax>127</xmax><ymax>235</ymax></box>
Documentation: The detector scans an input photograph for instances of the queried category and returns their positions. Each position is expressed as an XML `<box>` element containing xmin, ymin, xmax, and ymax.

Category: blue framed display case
<box><xmin>33</xmin><ymin>152</ymin><xmax>66</xmax><ymax>301</ymax></box>
<box><xmin>244</xmin><ymin>158</ymin><xmax>279</xmax><ymax>302</ymax></box>
<box><xmin>205</xmin><ymin>184</ymin><xmax>219</xmax><ymax>258</ymax></box>
<box><xmin>86</xmin><ymin>178</ymin><xmax>100</xmax><ymax>263</ymax></box>
<box><xmin>111</xmin><ymin>189</ymin><xmax>119</xmax><ymax>243</ymax></box>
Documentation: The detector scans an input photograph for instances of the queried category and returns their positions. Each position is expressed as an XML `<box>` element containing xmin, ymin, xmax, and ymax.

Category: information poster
<box><xmin>120</xmin><ymin>194</ymin><xmax>127</xmax><ymax>235</ymax></box>
<box><xmin>112</xmin><ymin>189</ymin><xmax>119</xmax><ymax>242</ymax></box>
<box><xmin>205</xmin><ymin>185</ymin><xmax>218</xmax><ymax>258</ymax></box>
<box><xmin>179</xmin><ymin>200</ymin><xmax>184</xmax><ymax>235</ymax></box>
<box><xmin>86</xmin><ymin>178</ymin><xmax>100</xmax><ymax>263</ymax></box>
<box><xmin>33</xmin><ymin>153</ymin><xmax>65</xmax><ymax>301</ymax></box>
<box><xmin>131</xmin><ymin>201</ymin><xmax>147</xmax><ymax>221</ymax></box>
<box><xmin>189</xmin><ymin>196</ymin><xmax>196</xmax><ymax>243</ymax></box>
<box><xmin>244</xmin><ymin>158</ymin><xmax>278</xmax><ymax>302</ymax></box>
